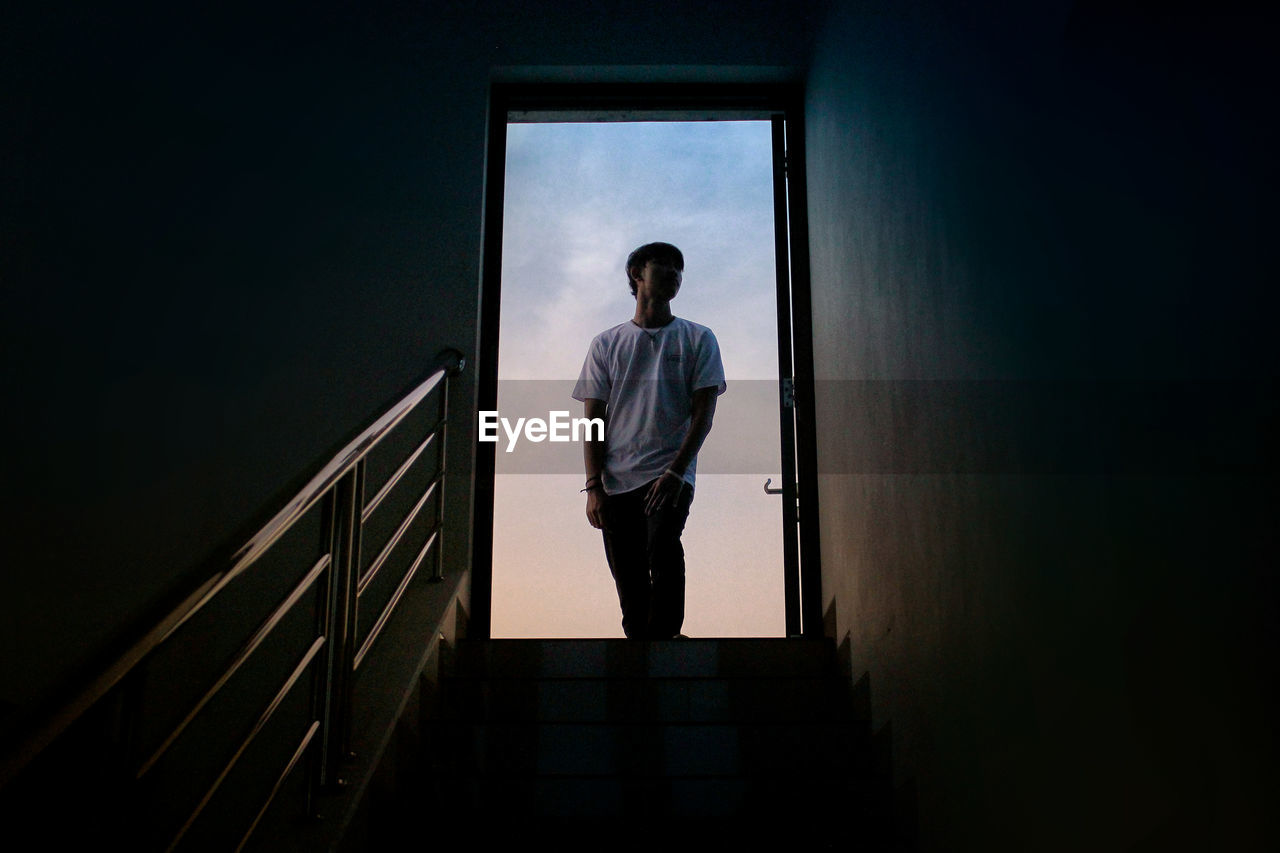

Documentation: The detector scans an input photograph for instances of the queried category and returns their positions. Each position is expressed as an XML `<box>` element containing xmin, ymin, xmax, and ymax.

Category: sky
<box><xmin>490</xmin><ymin>120</ymin><xmax>786</xmax><ymax>638</ymax></box>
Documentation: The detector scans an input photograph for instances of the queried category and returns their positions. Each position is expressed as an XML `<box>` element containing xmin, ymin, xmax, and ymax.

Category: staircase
<box><xmin>425</xmin><ymin>638</ymin><xmax>891</xmax><ymax>849</ymax></box>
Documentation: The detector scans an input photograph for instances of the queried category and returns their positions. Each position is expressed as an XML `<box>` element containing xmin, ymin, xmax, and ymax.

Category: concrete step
<box><xmin>439</xmin><ymin>674</ymin><xmax>857</xmax><ymax>723</ymax></box>
<box><xmin>448</xmin><ymin>638</ymin><xmax>835</xmax><ymax>679</ymax></box>
<box><xmin>433</xmin><ymin>810</ymin><xmax>883</xmax><ymax>853</ymax></box>
<box><xmin>447</xmin><ymin>773</ymin><xmax>885</xmax><ymax>819</ymax></box>
<box><xmin>432</xmin><ymin>721</ymin><xmax>869</xmax><ymax>776</ymax></box>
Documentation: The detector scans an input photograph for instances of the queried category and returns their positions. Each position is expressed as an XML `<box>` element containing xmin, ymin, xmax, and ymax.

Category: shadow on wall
<box><xmin>828</xmin><ymin>598</ymin><xmax>919</xmax><ymax>853</ymax></box>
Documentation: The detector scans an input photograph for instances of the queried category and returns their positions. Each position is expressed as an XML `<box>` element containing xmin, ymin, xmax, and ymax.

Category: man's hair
<box><xmin>625</xmin><ymin>242</ymin><xmax>684</xmax><ymax>296</ymax></box>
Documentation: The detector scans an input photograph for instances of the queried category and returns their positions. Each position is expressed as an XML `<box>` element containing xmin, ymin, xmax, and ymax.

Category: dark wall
<box><xmin>3</xmin><ymin>0</ymin><xmax>819</xmax><ymax>715</ymax></box>
<box><xmin>4</xmin><ymin>3</ymin><xmax>480</xmax><ymax>709</ymax></box>
<box><xmin>805</xmin><ymin>0</ymin><xmax>1274</xmax><ymax>849</ymax></box>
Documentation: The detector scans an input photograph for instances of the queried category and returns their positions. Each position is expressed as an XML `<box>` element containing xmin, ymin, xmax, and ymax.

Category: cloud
<box><xmin>500</xmin><ymin>120</ymin><xmax>779</xmax><ymax>380</ymax></box>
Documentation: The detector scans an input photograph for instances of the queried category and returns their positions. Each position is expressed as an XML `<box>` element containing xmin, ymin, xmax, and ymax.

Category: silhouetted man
<box><xmin>572</xmin><ymin>242</ymin><xmax>726</xmax><ymax>639</ymax></box>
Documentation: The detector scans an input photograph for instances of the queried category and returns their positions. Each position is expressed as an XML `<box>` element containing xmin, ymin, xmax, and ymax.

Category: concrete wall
<box><xmin>3</xmin><ymin>0</ymin><xmax>818</xmax><ymax>715</ymax></box>
<box><xmin>805</xmin><ymin>0</ymin><xmax>1274</xmax><ymax>849</ymax></box>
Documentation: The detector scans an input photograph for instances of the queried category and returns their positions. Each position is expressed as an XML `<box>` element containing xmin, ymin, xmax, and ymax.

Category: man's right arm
<box><xmin>583</xmin><ymin>398</ymin><xmax>608</xmax><ymax>529</ymax></box>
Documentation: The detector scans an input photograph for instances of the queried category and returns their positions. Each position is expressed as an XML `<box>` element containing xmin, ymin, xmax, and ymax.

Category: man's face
<box><xmin>635</xmin><ymin>257</ymin><xmax>683</xmax><ymax>301</ymax></box>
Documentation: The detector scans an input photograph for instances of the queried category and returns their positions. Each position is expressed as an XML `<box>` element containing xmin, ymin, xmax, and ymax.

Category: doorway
<box><xmin>491</xmin><ymin>119</ymin><xmax>781</xmax><ymax>637</ymax></box>
<box><xmin>473</xmin><ymin>85</ymin><xmax>821</xmax><ymax>639</ymax></box>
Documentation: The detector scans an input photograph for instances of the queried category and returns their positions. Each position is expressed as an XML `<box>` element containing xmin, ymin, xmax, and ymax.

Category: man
<box><xmin>572</xmin><ymin>242</ymin><xmax>726</xmax><ymax>639</ymax></box>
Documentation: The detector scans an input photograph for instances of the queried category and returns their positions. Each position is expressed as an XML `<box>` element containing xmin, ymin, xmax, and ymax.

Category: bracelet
<box><xmin>664</xmin><ymin>468</ymin><xmax>683</xmax><ymax>479</ymax></box>
<box><xmin>580</xmin><ymin>484</ymin><xmax>604</xmax><ymax>493</ymax></box>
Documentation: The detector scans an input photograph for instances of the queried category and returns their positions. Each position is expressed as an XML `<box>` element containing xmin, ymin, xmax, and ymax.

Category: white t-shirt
<box><xmin>572</xmin><ymin>317</ymin><xmax>727</xmax><ymax>495</ymax></box>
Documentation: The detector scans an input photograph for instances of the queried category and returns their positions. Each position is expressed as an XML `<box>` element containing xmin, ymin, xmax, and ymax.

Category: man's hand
<box><xmin>642</xmin><ymin>387</ymin><xmax>715</xmax><ymax>516</ymax></box>
<box><xmin>644</xmin><ymin>470</ymin><xmax>684</xmax><ymax>516</ymax></box>
<box><xmin>585</xmin><ymin>486</ymin><xmax>607</xmax><ymax>530</ymax></box>
<box><xmin>582</xmin><ymin>397</ymin><xmax>608</xmax><ymax>530</ymax></box>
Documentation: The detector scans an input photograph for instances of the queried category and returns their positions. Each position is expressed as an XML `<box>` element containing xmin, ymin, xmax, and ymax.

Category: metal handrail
<box><xmin>135</xmin><ymin>553</ymin><xmax>332</xmax><ymax>780</ymax></box>
<box><xmin>0</xmin><ymin>348</ymin><xmax>466</xmax><ymax>804</ymax></box>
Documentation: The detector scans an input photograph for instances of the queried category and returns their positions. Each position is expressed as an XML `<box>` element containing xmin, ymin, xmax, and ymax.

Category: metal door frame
<box><xmin>474</xmin><ymin>82</ymin><xmax>822</xmax><ymax>638</ymax></box>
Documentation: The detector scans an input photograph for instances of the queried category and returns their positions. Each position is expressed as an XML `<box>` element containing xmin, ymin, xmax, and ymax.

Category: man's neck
<box><xmin>632</xmin><ymin>298</ymin><xmax>674</xmax><ymax>328</ymax></box>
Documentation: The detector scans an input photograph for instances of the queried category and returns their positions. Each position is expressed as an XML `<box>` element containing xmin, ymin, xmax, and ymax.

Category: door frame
<box><xmin>472</xmin><ymin>82</ymin><xmax>823</xmax><ymax>638</ymax></box>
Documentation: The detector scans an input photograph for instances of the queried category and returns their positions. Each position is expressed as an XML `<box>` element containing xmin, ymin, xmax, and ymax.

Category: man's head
<box><xmin>625</xmin><ymin>242</ymin><xmax>684</xmax><ymax>297</ymax></box>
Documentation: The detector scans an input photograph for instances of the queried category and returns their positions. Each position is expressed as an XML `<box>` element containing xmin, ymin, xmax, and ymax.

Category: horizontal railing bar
<box><xmin>166</xmin><ymin>635</ymin><xmax>327</xmax><ymax>853</ymax></box>
<box><xmin>361</xmin><ymin>426</ymin><xmax>440</xmax><ymax>525</ymax></box>
<box><xmin>234</xmin><ymin>720</ymin><xmax>320</xmax><ymax>853</ymax></box>
<box><xmin>353</xmin><ymin>530</ymin><xmax>438</xmax><ymax>672</ymax></box>
<box><xmin>136</xmin><ymin>554</ymin><xmax>332</xmax><ymax>780</ymax></box>
<box><xmin>0</xmin><ymin>571</ymin><xmax>220</xmax><ymax>789</ymax></box>
<box><xmin>172</xmin><ymin>369</ymin><xmax>453</xmax><ymax>643</ymax></box>
<box><xmin>356</xmin><ymin>476</ymin><xmax>439</xmax><ymax>599</ymax></box>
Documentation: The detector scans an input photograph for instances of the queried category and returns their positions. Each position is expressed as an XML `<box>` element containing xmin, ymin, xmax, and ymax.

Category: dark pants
<box><xmin>601</xmin><ymin>479</ymin><xmax>694</xmax><ymax>639</ymax></box>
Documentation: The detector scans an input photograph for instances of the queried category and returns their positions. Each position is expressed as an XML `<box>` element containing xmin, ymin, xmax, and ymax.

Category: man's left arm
<box><xmin>643</xmin><ymin>386</ymin><xmax>718</xmax><ymax>515</ymax></box>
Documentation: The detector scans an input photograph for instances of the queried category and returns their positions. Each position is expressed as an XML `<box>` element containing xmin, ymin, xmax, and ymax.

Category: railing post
<box><xmin>430</xmin><ymin>350</ymin><xmax>463</xmax><ymax>584</ymax></box>
<box><xmin>431</xmin><ymin>375</ymin><xmax>450</xmax><ymax>582</ymax></box>
<box><xmin>320</xmin><ymin>463</ymin><xmax>363</xmax><ymax>786</ymax></box>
